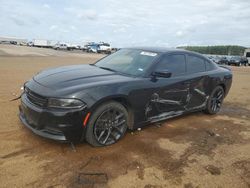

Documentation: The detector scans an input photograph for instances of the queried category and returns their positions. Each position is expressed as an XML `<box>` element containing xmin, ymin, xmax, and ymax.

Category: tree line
<box><xmin>178</xmin><ymin>45</ymin><xmax>247</xmax><ymax>56</ymax></box>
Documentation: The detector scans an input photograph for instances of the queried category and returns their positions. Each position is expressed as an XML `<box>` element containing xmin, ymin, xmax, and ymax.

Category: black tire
<box><xmin>85</xmin><ymin>101</ymin><xmax>128</xmax><ymax>147</ymax></box>
<box><xmin>204</xmin><ymin>86</ymin><xmax>225</xmax><ymax>114</ymax></box>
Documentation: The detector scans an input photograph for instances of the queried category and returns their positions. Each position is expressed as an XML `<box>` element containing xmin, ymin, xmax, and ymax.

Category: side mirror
<box><xmin>152</xmin><ymin>70</ymin><xmax>172</xmax><ymax>78</ymax></box>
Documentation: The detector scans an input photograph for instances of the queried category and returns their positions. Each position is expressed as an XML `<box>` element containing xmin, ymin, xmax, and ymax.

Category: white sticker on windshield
<box><xmin>140</xmin><ymin>51</ymin><xmax>157</xmax><ymax>57</ymax></box>
<box><xmin>138</xmin><ymin>68</ymin><xmax>144</xmax><ymax>71</ymax></box>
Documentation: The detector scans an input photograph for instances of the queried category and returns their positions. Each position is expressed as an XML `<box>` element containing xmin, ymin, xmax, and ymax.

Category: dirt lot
<box><xmin>0</xmin><ymin>45</ymin><xmax>250</xmax><ymax>188</ymax></box>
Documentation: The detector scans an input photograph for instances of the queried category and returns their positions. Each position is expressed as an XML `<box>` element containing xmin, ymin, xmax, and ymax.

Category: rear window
<box><xmin>187</xmin><ymin>55</ymin><xmax>206</xmax><ymax>73</ymax></box>
<box><xmin>205</xmin><ymin>60</ymin><xmax>215</xmax><ymax>71</ymax></box>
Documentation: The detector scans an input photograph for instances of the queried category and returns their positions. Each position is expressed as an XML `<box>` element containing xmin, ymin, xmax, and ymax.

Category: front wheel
<box><xmin>204</xmin><ymin>86</ymin><xmax>225</xmax><ymax>114</ymax></box>
<box><xmin>85</xmin><ymin>101</ymin><xmax>128</xmax><ymax>147</ymax></box>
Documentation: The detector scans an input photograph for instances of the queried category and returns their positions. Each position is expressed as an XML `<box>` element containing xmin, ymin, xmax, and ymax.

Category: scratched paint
<box><xmin>145</xmin><ymin>86</ymin><xmax>209</xmax><ymax>122</ymax></box>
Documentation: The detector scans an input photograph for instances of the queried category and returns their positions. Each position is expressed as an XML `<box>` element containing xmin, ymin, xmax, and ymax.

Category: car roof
<box><xmin>126</xmin><ymin>46</ymin><xmax>186</xmax><ymax>53</ymax></box>
<box><xmin>126</xmin><ymin>46</ymin><xmax>205</xmax><ymax>57</ymax></box>
<box><xmin>126</xmin><ymin>46</ymin><xmax>211</xmax><ymax>61</ymax></box>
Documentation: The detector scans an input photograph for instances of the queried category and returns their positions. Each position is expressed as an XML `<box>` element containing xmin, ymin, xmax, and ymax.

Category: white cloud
<box><xmin>113</xmin><ymin>27</ymin><xmax>126</xmax><ymax>33</ymax></box>
<box><xmin>176</xmin><ymin>31</ymin><xmax>184</xmax><ymax>37</ymax></box>
<box><xmin>49</xmin><ymin>25</ymin><xmax>58</xmax><ymax>30</ymax></box>
<box><xmin>61</xmin><ymin>29</ymin><xmax>70</xmax><ymax>33</ymax></box>
<box><xmin>77</xmin><ymin>9</ymin><xmax>98</xmax><ymax>21</ymax></box>
<box><xmin>10</xmin><ymin>15</ymin><xmax>25</xmax><ymax>26</ymax></box>
<box><xmin>70</xmin><ymin>25</ymin><xmax>77</xmax><ymax>30</ymax></box>
<box><xmin>1</xmin><ymin>0</ymin><xmax>250</xmax><ymax>47</ymax></box>
<box><xmin>43</xmin><ymin>4</ymin><xmax>50</xmax><ymax>9</ymax></box>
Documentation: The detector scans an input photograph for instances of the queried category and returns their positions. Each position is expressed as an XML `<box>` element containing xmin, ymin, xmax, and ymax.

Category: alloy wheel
<box><xmin>93</xmin><ymin>108</ymin><xmax>127</xmax><ymax>145</ymax></box>
<box><xmin>210</xmin><ymin>88</ymin><xmax>224</xmax><ymax>113</ymax></box>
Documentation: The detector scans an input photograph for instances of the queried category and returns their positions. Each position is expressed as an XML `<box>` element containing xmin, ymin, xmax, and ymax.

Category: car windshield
<box><xmin>95</xmin><ymin>49</ymin><xmax>160</xmax><ymax>76</ymax></box>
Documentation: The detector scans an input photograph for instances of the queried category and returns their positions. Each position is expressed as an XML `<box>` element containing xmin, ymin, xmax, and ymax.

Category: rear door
<box><xmin>184</xmin><ymin>54</ymin><xmax>208</xmax><ymax>110</ymax></box>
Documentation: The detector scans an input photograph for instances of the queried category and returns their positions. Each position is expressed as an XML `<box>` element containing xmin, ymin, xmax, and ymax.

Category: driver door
<box><xmin>146</xmin><ymin>53</ymin><xmax>189</xmax><ymax>120</ymax></box>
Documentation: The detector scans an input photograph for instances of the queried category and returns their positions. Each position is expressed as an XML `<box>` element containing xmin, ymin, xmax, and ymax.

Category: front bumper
<box><xmin>19</xmin><ymin>93</ymin><xmax>87</xmax><ymax>143</ymax></box>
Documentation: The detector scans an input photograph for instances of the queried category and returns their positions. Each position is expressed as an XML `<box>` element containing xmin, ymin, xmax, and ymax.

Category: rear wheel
<box><xmin>205</xmin><ymin>86</ymin><xmax>224</xmax><ymax>114</ymax></box>
<box><xmin>85</xmin><ymin>101</ymin><xmax>128</xmax><ymax>147</ymax></box>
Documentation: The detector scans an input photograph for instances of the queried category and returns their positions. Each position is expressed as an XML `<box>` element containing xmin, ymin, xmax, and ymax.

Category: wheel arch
<box><xmin>219</xmin><ymin>83</ymin><xmax>226</xmax><ymax>93</ymax></box>
<box><xmin>89</xmin><ymin>95</ymin><xmax>134</xmax><ymax>130</ymax></box>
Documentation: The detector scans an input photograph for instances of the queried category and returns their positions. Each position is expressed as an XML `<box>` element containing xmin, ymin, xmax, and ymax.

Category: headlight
<box><xmin>47</xmin><ymin>98</ymin><xmax>86</xmax><ymax>109</ymax></box>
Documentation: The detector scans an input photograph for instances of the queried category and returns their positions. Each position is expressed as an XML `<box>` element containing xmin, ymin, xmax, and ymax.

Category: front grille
<box><xmin>25</xmin><ymin>87</ymin><xmax>47</xmax><ymax>107</ymax></box>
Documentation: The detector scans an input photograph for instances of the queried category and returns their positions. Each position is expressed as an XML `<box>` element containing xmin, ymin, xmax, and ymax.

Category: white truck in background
<box><xmin>84</xmin><ymin>42</ymin><xmax>111</xmax><ymax>54</ymax></box>
<box><xmin>33</xmin><ymin>39</ymin><xmax>50</xmax><ymax>48</ymax></box>
<box><xmin>244</xmin><ymin>49</ymin><xmax>250</xmax><ymax>65</ymax></box>
<box><xmin>97</xmin><ymin>42</ymin><xmax>112</xmax><ymax>54</ymax></box>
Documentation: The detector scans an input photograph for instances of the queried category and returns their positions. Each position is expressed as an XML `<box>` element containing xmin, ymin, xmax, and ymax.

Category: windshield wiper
<box><xmin>98</xmin><ymin>66</ymin><xmax>116</xmax><ymax>72</ymax></box>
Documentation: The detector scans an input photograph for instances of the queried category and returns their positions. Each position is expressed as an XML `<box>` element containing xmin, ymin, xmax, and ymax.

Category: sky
<box><xmin>0</xmin><ymin>0</ymin><xmax>250</xmax><ymax>47</ymax></box>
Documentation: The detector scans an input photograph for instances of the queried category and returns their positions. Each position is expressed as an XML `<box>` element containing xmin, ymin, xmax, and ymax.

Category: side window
<box><xmin>155</xmin><ymin>54</ymin><xmax>186</xmax><ymax>76</ymax></box>
<box><xmin>205</xmin><ymin>60</ymin><xmax>215</xmax><ymax>71</ymax></box>
<box><xmin>187</xmin><ymin>55</ymin><xmax>205</xmax><ymax>73</ymax></box>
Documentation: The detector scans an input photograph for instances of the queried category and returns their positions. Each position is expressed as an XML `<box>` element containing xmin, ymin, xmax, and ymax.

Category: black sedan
<box><xmin>218</xmin><ymin>56</ymin><xmax>230</xmax><ymax>65</ymax></box>
<box><xmin>19</xmin><ymin>47</ymin><xmax>232</xmax><ymax>146</ymax></box>
<box><xmin>228</xmin><ymin>56</ymin><xmax>248</xmax><ymax>66</ymax></box>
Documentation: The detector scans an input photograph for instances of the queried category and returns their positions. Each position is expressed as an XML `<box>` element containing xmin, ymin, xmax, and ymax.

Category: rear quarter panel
<box><xmin>206</xmin><ymin>66</ymin><xmax>232</xmax><ymax>97</ymax></box>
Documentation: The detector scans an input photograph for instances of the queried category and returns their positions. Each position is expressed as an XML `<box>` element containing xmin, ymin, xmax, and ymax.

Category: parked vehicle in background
<box><xmin>33</xmin><ymin>39</ymin><xmax>50</xmax><ymax>48</ymax></box>
<box><xmin>67</xmin><ymin>44</ymin><xmax>80</xmax><ymax>51</ymax></box>
<box><xmin>27</xmin><ymin>41</ymin><xmax>34</xmax><ymax>47</ymax></box>
<box><xmin>0</xmin><ymin>41</ymin><xmax>16</xmax><ymax>45</ymax></box>
<box><xmin>10</xmin><ymin>41</ymin><xmax>18</xmax><ymax>45</ymax></box>
<box><xmin>228</xmin><ymin>56</ymin><xmax>248</xmax><ymax>66</ymax></box>
<box><xmin>85</xmin><ymin>43</ymin><xmax>99</xmax><ymax>53</ymax></box>
<box><xmin>84</xmin><ymin>42</ymin><xmax>112</xmax><ymax>54</ymax></box>
<box><xmin>241</xmin><ymin>56</ymin><xmax>249</xmax><ymax>66</ymax></box>
<box><xmin>19</xmin><ymin>41</ymin><xmax>27</xmax><ymax>46</ymax></box>
<box><xmin>244</xmin><ymin>49</ymin><xmax>250</xmax><ymax>64</ymax></box>
<box><xmin>97</xmin><ymin>42</ymin><xmax>112</xmax><ymax>54</ymax></box>
<box><xmin>0</xmin><ymin>36</ymin><xmax>27</xmax><ymax>45</ymax></box>
<box><xmin>206</xmin><ymin>55</ymin><xmax>220</xmax><ymax>64</ymax></box>
<box><xmin>53</xmin><ymin>43</ymin><xmax>68</xmax><ymax>50</ymax></box>
<box><xmin>218</xmin><ymin>56</ymin><xmax>229</xmax><ymax>65</ymax></box>
<box><xmin>81</xmin><ymin>45</ymin><xmax>89</xmax><ymax>52</ymax></box>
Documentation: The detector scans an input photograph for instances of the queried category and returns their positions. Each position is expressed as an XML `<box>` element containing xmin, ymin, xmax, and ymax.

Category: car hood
<box><xmin>33</xmin><ymin>64</ymin><xmax>133</xmax><ymax>91</ymax></box>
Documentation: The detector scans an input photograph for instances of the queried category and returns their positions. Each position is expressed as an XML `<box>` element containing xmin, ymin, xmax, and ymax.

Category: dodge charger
<box><xmin>19</xmin><ymin>47</ymin><xmax>232</xmax><ymax>146</ymax></box>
